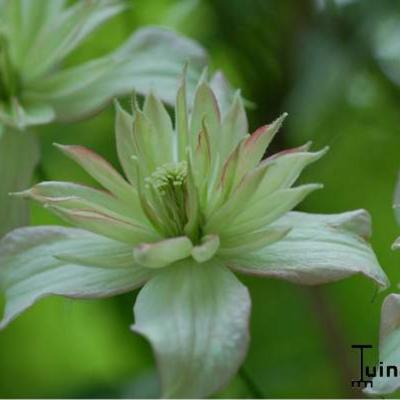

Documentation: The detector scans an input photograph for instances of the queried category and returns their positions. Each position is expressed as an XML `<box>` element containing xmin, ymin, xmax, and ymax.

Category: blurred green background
<box><xmin>2</xmin><ymin>0</ymin><xmax>400</xmax><ymax>397</ymax></box>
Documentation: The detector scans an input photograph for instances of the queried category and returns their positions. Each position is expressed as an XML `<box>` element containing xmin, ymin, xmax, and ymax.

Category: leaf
<box><xmin>0</xmin><ymin>126</ymin><xmax>39</xmax><ymax>237</ymax></box>
<box><xmin>228</xmin><ymin>210</ymin><xmax>389</xmax><ymax>288</ymax></box>
<box><xmin>26</xmin><ymin>27</ymin><xmax>207</xmax><ymax>121</ymax></box>
<box><xmin>132</xmin><ymin>260</ymin><xmax>250</xmax><ymax>398</ymax></box>
<box><xmin>0</xmin><ymin>226</ymin><xmax>154</xmax><ymax>329</ymax></box>
<box><xmin>364</xmin><ymin>294</ymin><xmax>400</xmax><ymax>395</ymax></box>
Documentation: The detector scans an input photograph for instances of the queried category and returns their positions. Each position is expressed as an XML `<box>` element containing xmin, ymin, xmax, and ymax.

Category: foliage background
<box><xmin>1</xmin><ymin>0</ymin><xmax>400</xmax><ymax>397</ymax></box>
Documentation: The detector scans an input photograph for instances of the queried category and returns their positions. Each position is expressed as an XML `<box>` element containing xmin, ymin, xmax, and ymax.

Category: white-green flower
<box><xmin>0</xmin><ymin>76</ymin><xmax>388</xmax><ymax>398</ymax></box>
<box><xmin>362</xmin><ymin>181</ymin><xmax>400</xmax><ymax>396</ymax></box>
<box><xmin>0</xmin><ymin>0</ymin><xmax>208</xmax><ymax>236</ymax></box>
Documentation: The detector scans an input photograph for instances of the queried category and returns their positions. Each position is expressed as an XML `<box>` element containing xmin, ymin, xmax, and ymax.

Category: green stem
<box><xmin>0</xmin><ymin>125</ymin><xmax>39</xmax><ymax>237</ymax></box>
<box><xmin>239</xmin><ymin>366</ymin><xmax>265</xmax><ymax>399</ymax></box>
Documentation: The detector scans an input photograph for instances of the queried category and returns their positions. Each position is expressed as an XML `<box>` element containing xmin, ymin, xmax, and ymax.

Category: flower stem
<box><xmin>239</xmin><ymin>366</ymin><xmax>265</xmax><ymax>398</ymax></box>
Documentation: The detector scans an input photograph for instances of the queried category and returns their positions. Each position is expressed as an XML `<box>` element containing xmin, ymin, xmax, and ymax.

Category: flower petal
<box><xmin>206</xmin><ymin>184</ymin><xmax>321</xmax><ymax>235</ymax></box>
<box><xmin>143</xmin><ymin>92</ymin><xmax>175</xmax><ymax>165</ymax></box>
<box><xmin>132</xmin><ymin>260</ymin><xmax>250</xmax><ymax>398</ymax></box>
<box><xmin>0</xmin><ymin>226</ymin><xmax>154</xmax><ymax>329</ymax></box>
<box><xmin>26</xmin><ymin>27</ymin><xmax>207</xmax><ymax>120</ymax></box>
<box><xmin>219</xmin><ymin>90</ymin><xmax>248</xmax><ymax>161</ymax></box>
<box><xmin>54</xmin><ymin>143</ymin><xmax>139</xmax><ymax>205</ymax></box>
<box><xmin>191</xmin><ymin>234</ymin><xmax>220</xmax><ymax>262</ymax></box>
<box><xmin>133</xmin><ymin>237</ymin><xmax>193</xmax><ymax>269</ymax></box>
<box><xmin>0</xmin><ymin>126</ymin><xmax>39</xmax><ymax>237</ymax></box>
<box><xmin>22</xmin><ymin>0</ymin><xmax>127</xmax><ymax>80</ymax></box>
<box><xmin>228</xmin><ymin>210</ymin><xmax>389</xmax><ymax>288</ymax></box>
<box><xmin>364</xmin><ymin>294</ymin><xmax>400</xmax><ymax>395</ymax></box>
<box><xmin>114</xmin><ymin>100</ymin><xmax>137</xmax><ymax>185</ymax></box>
<box><xmin>16</xmin><ymin>180</ymin><xmax>148</xmax><ymax>225</ymax></box>
<box><xmin>47</xmin><ymin>205</ymin><xmax>158</xmax><ymax>245</ymax></box>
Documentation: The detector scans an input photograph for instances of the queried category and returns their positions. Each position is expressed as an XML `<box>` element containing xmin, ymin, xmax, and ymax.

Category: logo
<box><xmin>352</xmin><ymin>344</ymin><xmax>399</xmax><ymax>389</ymax></box>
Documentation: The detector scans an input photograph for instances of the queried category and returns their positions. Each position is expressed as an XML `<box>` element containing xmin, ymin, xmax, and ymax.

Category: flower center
<box><xmin>145</xmin><ymin>161</ymin><xmax>188</xmax><ymax>235</ymax></box>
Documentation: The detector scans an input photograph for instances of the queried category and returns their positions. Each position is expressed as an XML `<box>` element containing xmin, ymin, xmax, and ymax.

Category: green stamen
<box><xmin>146</xmin><ymin>161</ymin><xmax>188</xmax><ymax>235</ymax></box>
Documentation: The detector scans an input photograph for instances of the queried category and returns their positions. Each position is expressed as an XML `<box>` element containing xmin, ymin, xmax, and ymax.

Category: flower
<box><xmin>0</xmin><ymin>0</ymin><xmax>208</xmax><ymax>237</ymax></box>
<box><xmin>361</xmin><ymin>180</ymin><xmax>400</xmax><ymax>396</ymax></box>
<box><xmin>0</xmin><ymin>0</ymin><xmax>207</xmax><ymax>128</ymax></box>
<box><xmin>0</xmin><ymin>76</ymin><xmax>388</xmax><ymax>398</ymax></box>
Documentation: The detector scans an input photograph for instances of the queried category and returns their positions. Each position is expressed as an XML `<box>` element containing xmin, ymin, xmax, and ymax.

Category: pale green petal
<box><xmin>228</xmin><ymin>210</ymin><xmax>389</xmax><ymax>288</ymax></box>
<box><xmin>365</xmin><ymin>294</ymin><xmax>400</xmax><ymax>395</ymax></box>
<box><xmin>0</xmin><ymin>99</ymin><xmax>55</xmax><ymax>129</ymax></box>
<box><xmin>392</xmin><ymin>236</ymin><xmax>400</xmax><ymax>250</ymax></box>
<box><xmin>252</xmin><ymin>147</ymin><xmax>328</xmax><ymax>201</ymax></box>
<box><xmin>0</xmin><ymin>226</ymin><xmax>154</xmax><ymax>329</ymax></box>
<box><xmin>229</xmin><ymin>113</ymin><xmax>288</xmax><ymax>190</ymax></box>
<box><xmin>133</xmin><ymin>236</ymin><xmax>193</xmax><ymax>268</ymax></box>
<box><xmin>26</xmin><ymin>27</ymin><xmax>207</xmax><ymax>121</ymax></box>
<box><xmin>3</xmin><ymin>0</ymin><xmax>66</xmax><ymax>67</ymax></box>
<box><xmin>54</xmin><ymin>143</ymin><xmax>139</xmax><ymax>205</ymax></box>
<box><xmin>132</xmin><ymin>260</ymin><xmax>250</xmax><ymax>398</ymax></box>
<box><xmin>219</xmin><ymin>91</ymin><xmax>248</xmax><ymax>161</ymax></box>
<box><xmin>143</xmin><ymin>92</ymin><xmax>175</xmax><ymax>165</ymax></box>
<box><xmin>47</xmin><ymin>205</ymin><xmax>159</xmax><ymax>245</ymax></box>
<box><xmin>175</xmin><ymin>76</ymin><xmax>189</xmax><ymax>160</ymax></box>
<box><xmin>113</xmin><ymin>27</ymin><xmax>207</xmax><ymax>105</ymax></box>
<box><xmin>219</xmin><ymin>227</ymin><xmax>290</xmax><ymax>256</ymax></box>
<box><xmin>114</xmin><ymin>101</ymin><xmax>137</xmax><ymax>184</ymax></box>
<box><xmin>22</xmin><ymin>0</ymin><xmax>126</xmax><ymax>80</ymax></box>
<box><xmin>190</xmin><ymin>82</ymin><xmax>221</xmax><ymax>153</ymax></box>
<box><xmin>206</xmin><ymin>184</ymin><xmax>321</xmax><ymax>236</ymax></box>
<box><xmin>191</xmin><ymin>234</ymin><xmax>220</xmax><ymax>262</ymax></box>
<box><xmin>17</xmin><ymin>181</ymin><xmax>148</xmax><ymax>225</ymax></box>
<box><xmin>209</xmin><ymin>70</ymin><xmax>236</xmax><ymax>116</ymax></box>
<box><xmin>0</xmin><ymin>126</ymin><xmax>39</xmax><ymax>237</ymax></box>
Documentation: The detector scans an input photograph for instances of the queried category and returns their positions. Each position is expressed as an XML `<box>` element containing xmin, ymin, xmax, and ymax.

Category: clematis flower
<box><xmin>363</xmin><ymin>180</ymin><xmax>400</xmax><ymax>396</ymax></box>
<box><xmin>0</xmin><ymin>0</ymin><xmax>208</xmax><ymax>236</ymax></box>
<box><xmin>0</xmin><ymin>76</ymin><xmax>388</xmax><ymax>398</ymax></box>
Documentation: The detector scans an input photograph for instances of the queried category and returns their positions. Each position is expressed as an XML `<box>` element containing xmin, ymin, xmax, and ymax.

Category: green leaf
<box><xmin>365</xmin><ymin>294</ymin><xmax>400</xmax><ymax>395</ymax></box>
<box><xmin>0</xmin><ymin>126</ymin><xmax>39</xmax><ymax>237</ymax></box>
<box><xmin>26</xmin><ymin>27</ymin><xmax>207</xmax><ymax>121</ymax></box>
<box><xmin>228</xmin><ymin>210</ymin><xmax>389</xmax><ymax>288</ymax></box>
<box><xmin>0</xmin><ymin>226</ymin><xmax>154</xmax><ymax>329</ymax></box>
<box><xmin>132</xmin><ymin>260</ymin><xmax>250</xmax><ymax>398</ymax></box>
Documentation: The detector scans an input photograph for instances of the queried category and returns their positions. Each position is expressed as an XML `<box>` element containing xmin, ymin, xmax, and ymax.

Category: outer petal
<box><xmin>132</xmin><ymin>260</ymin><xmax>250</xmax><ymax>398</ymax></box>
<box><xmin>0</xmin><ymin>126</ymin><xmax>39</xmax><ymax>237</ymax></box>
<box><xmin>21</xmin><ymin>0</ymin><xmax>127</xmax><ymax>79</ymax></box>
<box><xmin>133</xmin><ymin>237</ymin><xmax>193</xmax><ymax>269</ymax></box>
<box><xmin>365</xmin><ymin>294</ymin><xmax>400</xmax><ymax>395</ymax></box>
<box><xmin>0</xmin><ymin>226</ymin><xmax>154</xmax><ymax>329</ymax></box>
<box><xmin>26</xmin><ymin>27</ymin><xmax>206</xmax><ymax>121</ymax></box>
<box><xmin>228</xmin><ymin>210</ymin><xmax>389</xmax><ymax>288</ymax></box>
